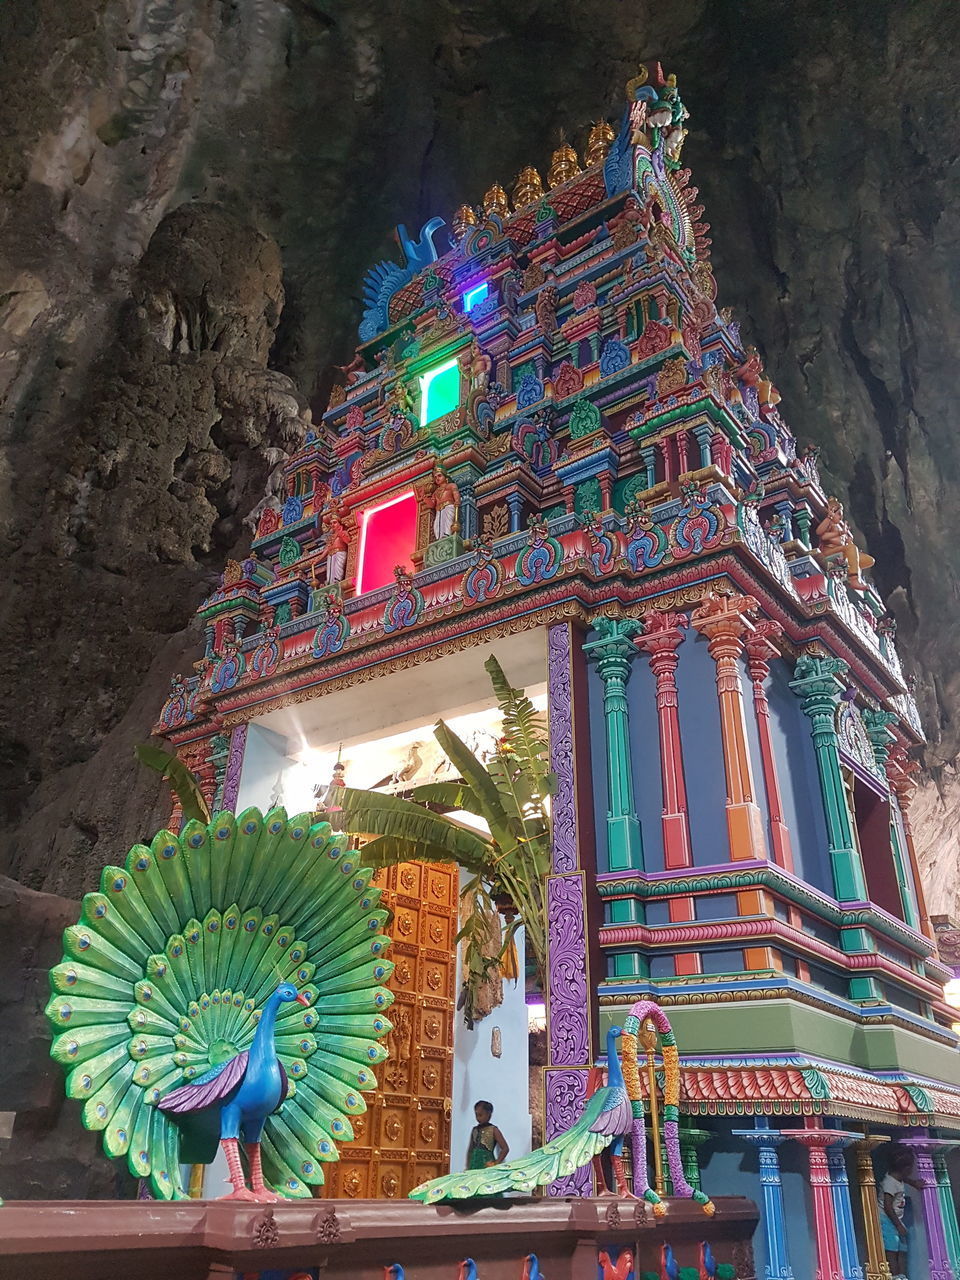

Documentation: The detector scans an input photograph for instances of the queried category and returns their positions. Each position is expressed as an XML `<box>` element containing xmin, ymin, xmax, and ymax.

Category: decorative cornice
<box><xmin>598</xmin><ymin>916</ymin><xmax>944</xmax><ymax>1003</ymax></box>
<box><xmin>595</xmin><ymin>864</ymin><xmax>934</xmax><ymax>958</ymax></box>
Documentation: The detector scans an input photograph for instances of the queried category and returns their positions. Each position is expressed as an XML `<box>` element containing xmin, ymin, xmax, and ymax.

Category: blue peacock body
<box><xmin>46</xmin><ymin>807</ymin><xmax>394</xmax><ymax>1200</ymax></box>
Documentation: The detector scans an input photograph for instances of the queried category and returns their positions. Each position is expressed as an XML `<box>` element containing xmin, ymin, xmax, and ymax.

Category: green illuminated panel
<box><xmin>420</xmin><ymin>360</ymin><xmax>460</xmax><ymax>425</ymax></box>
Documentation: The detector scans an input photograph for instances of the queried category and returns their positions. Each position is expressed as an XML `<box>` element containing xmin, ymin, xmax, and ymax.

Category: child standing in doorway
<box><xmin>466</xmin><ymin>1100</ymin><xmax>509</xmax><ymax>1170</ymax></box>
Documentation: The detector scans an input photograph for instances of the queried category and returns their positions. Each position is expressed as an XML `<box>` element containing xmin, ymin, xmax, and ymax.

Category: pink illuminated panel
<box><xmin>356</xmin><ymin>490</ymin><xmax>418</xmax><ymax>595</ymax></box>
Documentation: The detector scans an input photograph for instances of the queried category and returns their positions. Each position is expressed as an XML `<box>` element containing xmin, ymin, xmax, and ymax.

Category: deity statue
<box><xmin>320</xmin><ymin>504</ymin><xmax>352</xmax><ymax>584</ymax></box>
<box><xmin>420</xmin><ymin>464</ymin><xmax>461</xmax><ymax>540</ymax></box>
<box><xmin>458</xmin><ymin>343</ymin><xmax>492</xmax><ymax>392</ymax></box>
<box><xmin>816</xmin><ymin>496</ymin><xmax>875</xmax><ymax>591</ymax></box>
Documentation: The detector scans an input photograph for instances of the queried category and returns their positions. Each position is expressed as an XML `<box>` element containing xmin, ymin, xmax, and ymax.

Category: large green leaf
<box><xmin>432</xmin><ymin>720</ymin><xmax>511</xmax><ymax>840</ymax></box>
<box><xmin>135</xmin><ymin>744</ymin><xmax>211</xmax><ymax>824</ymax></box>
<box><xmin>484</xmin><ymin>655</ymin><xmax>554</xmax><ymax>796</ymax></box>
<box><xmin>341</xmin><ymin>788</ymin><xmax>492</xmax><ymax>877</ymax></box>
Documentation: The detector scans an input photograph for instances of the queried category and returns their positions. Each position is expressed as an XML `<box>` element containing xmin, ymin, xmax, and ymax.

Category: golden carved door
<box><xmin>323</xmin><ymin>860</ymin><xmax>457</xmax><ymax>1199</ymax></box>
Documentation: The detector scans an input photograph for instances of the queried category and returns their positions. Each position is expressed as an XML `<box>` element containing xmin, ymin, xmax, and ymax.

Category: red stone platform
<box><xmin>0</xmin><ymin>1196</ymin><xmax>759</xmax><ymax>1280</ymax></box>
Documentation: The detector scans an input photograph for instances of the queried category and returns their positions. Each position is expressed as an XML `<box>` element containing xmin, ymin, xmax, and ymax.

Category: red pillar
<box><xmin>792</xmin><ymin>1126</ymin><xmax>847</xmax><ymax>1280</ymax></box>
<box><xmin>745</xmin><ymin>619</ymin><xmax>795</xmax><ymax>872</ymax></box>
<box><xmin>634</xmin><ymin>609</ymin><xmax>693</xmax><ymax>870</ymax></box>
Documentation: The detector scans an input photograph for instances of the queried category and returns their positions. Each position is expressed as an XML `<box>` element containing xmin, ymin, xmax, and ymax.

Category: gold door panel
<box><xmin>323</xmin><ymin>862</ymin><xmax>457</xmax><ymax>1198</ymax></box>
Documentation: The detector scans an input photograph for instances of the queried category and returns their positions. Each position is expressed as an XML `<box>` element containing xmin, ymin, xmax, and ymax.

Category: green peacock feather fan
<box><xmin>46</xmin><ymin>807</ymin><xmax>394</xmax><ymax>1200</ymax></box>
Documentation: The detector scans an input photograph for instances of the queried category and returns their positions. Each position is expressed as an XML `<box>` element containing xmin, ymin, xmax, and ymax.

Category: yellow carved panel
<box><xmin>323</xmin><ymin>861</ymin><xmax>456</xmax><ymax>1199</ymax></box>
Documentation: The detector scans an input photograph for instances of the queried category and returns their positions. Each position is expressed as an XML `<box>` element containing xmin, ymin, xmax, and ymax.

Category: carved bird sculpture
<box><xmin>47</xmin><ymin>806</ymin><xmax>394</xmax><ymax>1200</ymax></box>
<box><xmin>158</xmin><ymin>980</ymin><xmax>309</xmax><ymax>1200</ymax></box>
<box><xmin>408</xmin><ymin>1026</ymin><xmax>632</xmax><ymax>1202</ymax></box>
<box><xmin>598</xmin><ymin>1250</ymin><xmax>634</xmax><ymax>1280</ymax></box>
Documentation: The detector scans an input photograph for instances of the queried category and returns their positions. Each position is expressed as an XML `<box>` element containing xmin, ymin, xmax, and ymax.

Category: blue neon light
<box><xmin>463</xmin><ymin>282</ymin><xmax>488</xmax><ymax>312</ymax></box>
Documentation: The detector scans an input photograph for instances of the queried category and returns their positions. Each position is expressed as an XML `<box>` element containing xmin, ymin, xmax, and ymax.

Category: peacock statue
<box><xmin>409</xmin><ymin>1025</ymin><xmax>633</xmax><ymax>1203</ymax></box>
<box><xmin>409</xmin><ymin>1001</ymin><xmax>714</xmax><ymax>1215</ymax></box>
<box><xmin>46</xmin><ymin>806</ymin><xmax>394</xmax><ymax>1201</ymax></box>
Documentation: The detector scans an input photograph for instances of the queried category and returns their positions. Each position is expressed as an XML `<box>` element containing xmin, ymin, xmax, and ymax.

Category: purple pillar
<box><xmin>901</xmin><ymin>1136</ymin><xmax>956</xmax><ymax>1280</ymax></box>
<box><xmin>544</xmin><ymin>622</ymin><xmax>598</xmax><ymax>1196</ymax></box>
<box><xmin>220</xmin><ymin>722</ymin><xmax>248</xmax><ymax>812</ymax></box>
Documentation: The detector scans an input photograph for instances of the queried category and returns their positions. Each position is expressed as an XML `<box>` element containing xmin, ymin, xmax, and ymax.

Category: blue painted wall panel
<box><xmin>675</xmin><ymin>632</ymin><xmax>728</xmax><ymax>866</ymax></box>
<box><xmin>765</xmin><ymin>658</ymin><xmax>833</xmax><ymax>894</ymax></box>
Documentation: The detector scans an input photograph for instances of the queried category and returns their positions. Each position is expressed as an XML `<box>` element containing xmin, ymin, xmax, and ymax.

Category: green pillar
<box><xmin>583</xmin><ymin>617</ymin><xmax>644</xmax><ymax>871</ymax></box>
<box><xmin>790</xmin><ymin>655</ymin><xmax>867</xmax><ymax>903</ymax></box>
<box><xmin>863</xmin><ymin>707</ymin><xmax>920</xmax><ymax>931</ymax></box>
<box><xmin>934</xmin><ymin>1149</ymin><xmax>960</xmax><ymax>1279</ymax></box>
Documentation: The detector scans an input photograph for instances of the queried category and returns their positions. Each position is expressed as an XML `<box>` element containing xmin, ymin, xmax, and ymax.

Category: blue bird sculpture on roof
<box><xmin>158</xmin><ymin>980</ymin><xmax>309</xmax><ymax>1200</ymax></box>
<box><xmin>359</xmin><ymin>216</ymin><xmax>446</xmax><ymax>342</ymax></box>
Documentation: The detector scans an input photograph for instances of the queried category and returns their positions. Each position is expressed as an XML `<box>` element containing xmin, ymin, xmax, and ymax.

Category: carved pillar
<box><xmin>792</xmin><ymin>1127</ymin><xmax>857</xmax><ymax>1280</ymax></box>
<box><xmin>220</xmin><ymin>723</ymin><xmax>248</xmax><ymax>813</ymax></box>
<box><xmin>691</xmin><ymin>592</ymin><xmax>768</xmax><ymax>861</ymax></box>
<box><xmin>675</xmin><ymin>429</ymin><xmax>690</xmax><ymax>474</ymax></box>
<box><xmin>459</xmin><ymin>484</ymin><xmax>478</xmax><ymax>542</ymax></box>
<box><xmin>900</xmin><ymin>1137</ymin><xmax>957</xmax><ymax>1280</ymax></box>
<box><xmin>933</xmin><ymin>1148</ymin><xmax>960</xmax><ymax>1280</ymax></box>
<box><xmin>886</xmin><ymin>745</ymin><xmax>934</xmax><ymax>939</ymax></box>
<box><xmin>545</xmin><ymin>622</ymin><xmax>599</xmax><ymax>1196</ymax></box>
<box><xmin>745</xmin><ymin>620</ymin><xmax>795</xmax><ymax>872</ymax></box>
<box><xmin>692</xmin><ymin>423</ymin><xmax>713</xmax><ymax>470</ymax></box>
<box><xmin>789</xmin><ymin>655</ymin><xmax>868</xmax><ymax>903</ymax></box>
<box><xmin>657</xmin><ymin>436</ymin><xmax>676</xmax><ymax>484</ymax></box>
<box><xmin>633</xmin><ymin>610</ymin><xmax>693</xmax><ymax>869</ymax></box>
<box><xmin>863</xmin><ymin>711</ymin><xmax>920</xmax><ymax>932</ymax></box>
<box><xmin>583</xmin><ymin>617</ymin><xmax>644</xmax><ymax>871</ymax></box>
<box><xmin>639</xmin><ymin>444</ymin><xmax>657</xmax><ymax>490</ymax></box>
<box><xmin>852</xmin><ymin>1136</ymin><xmax>892</xmax><ymax>1280</ymax></box>
<box><xmin>734</xmin><ymin>1124</ymin><xmax>795</xmax><ymax>1280</ymax></box>
<box><xmin>506</xmin><ymin>492</ymin><xmax>525</xmax><ymax>533</ymax></box>
<box><xmin>827</xmin><ymin>1139</ymin><xmax>865</xmax><ymax>1280</ymax></box>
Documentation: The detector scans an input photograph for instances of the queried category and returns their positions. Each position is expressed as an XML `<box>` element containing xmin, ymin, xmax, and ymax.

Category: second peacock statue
<box><xmin>46</xmin><ymin>806</ymin><xmax>395</xmax><ymax>1201</ymax></box>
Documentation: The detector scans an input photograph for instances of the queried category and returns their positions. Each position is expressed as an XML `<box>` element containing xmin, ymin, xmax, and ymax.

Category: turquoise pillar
<box><xmin>934</xmin><ymin>1149</ymin><xmax>960</xmax><ymax>1280</ymax></box>
<box><xmin>583</xmin><ymin>616</ymin><xmax>644</xmax><ymax>871</ymax></box>
<box><xmin>734</xmin><ymin>1122</ymin><xmax>795</xmax><ymax>1280</ymax></box>
<box><xmin>827</xmin><ymin>1140</ymin><xmax>865</xmax><ymax>1280</ymax></box>
<box><xmin>790</xmin><ymin>655</ymin><xmax>867</xmax><ymax>903</ymax></box>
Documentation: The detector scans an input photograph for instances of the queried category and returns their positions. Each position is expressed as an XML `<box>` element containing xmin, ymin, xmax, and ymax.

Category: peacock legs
<box><xmin>246</xmin><ymin>1142</ymin><xmax>282</xmax><ymax>1202</ymax></box>
<box><xmin>217</xmin><ymin>1137</ymin><xmax>259</xmax><ymax>1202</ymax></box>
<box><xmin>592</xmin><ymin>1152</ymin><xmax>638</xmax><ymax>1199</ymax></box>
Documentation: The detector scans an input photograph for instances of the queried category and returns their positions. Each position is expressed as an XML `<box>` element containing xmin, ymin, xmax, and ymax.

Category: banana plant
<box><xmin>339</xmin><ymin>656</ymin><xmax>554</xmax><ymax>1026</ymax></box>
<box><xmin>134</xmin><ymin>742</ymin><xmax>211</xmax><ymax>825</ymax></box>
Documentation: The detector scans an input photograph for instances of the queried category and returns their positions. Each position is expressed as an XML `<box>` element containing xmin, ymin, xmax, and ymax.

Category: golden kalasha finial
<box><xmin>547</xmin><ymin>142</ymin><xmax>581</xmax><ymax>189</ymax></box>
<box><xmin>482</xmin><ymin>182</ymin><xmax>509</xmax><ymax>218</ymax></box>
<box><xmin>585</xmin><ymin>120</ymin><xmax>615</xmax><ymax>166</ymax></box>
<box><xmin>512</xmin><ymin>166</ymin><xmax>544</xmax><ymax>209</ymax></box>
<box><xmin>451</xmin><ymin>203</ymin><xmax>478</xmax><ymax>243</ymax></box>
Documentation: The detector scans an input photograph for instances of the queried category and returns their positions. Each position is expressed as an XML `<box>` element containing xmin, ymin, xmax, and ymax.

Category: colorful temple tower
<box><xmin>157</xmin><ymin>64</ymin><xmax>960</xmax><ymax>1280</ymax></box>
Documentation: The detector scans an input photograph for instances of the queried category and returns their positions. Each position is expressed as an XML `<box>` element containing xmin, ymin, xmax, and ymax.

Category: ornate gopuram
<box><xmin>156</xmin><ymin>63</ymin><xmax>960</xmax><ymax>1280</ymax></box>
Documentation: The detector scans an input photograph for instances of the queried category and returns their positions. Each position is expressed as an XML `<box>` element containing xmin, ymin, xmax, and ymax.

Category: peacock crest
<box><xmin>46</xmin><ymin>807</ymin><xmax>394</xmax><ymax>1200</ymax></box>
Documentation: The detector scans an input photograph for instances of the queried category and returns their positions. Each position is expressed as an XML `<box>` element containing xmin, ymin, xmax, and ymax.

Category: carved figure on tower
<box><xmin>816</xmin><ymin>495</ymin><xmax>875</xmax><ymax>591</ymax></box>
<box><xmin>320</xmin><ymin>503</ymin><xmax>352</xmax><ymax>584</ymax></box>
<box><xmin>420</xmin><ymin>464</ymin><xmax>461</xmax><ymax>540</ymax></box>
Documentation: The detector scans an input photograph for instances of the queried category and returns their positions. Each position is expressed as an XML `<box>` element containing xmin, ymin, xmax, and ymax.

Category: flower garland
<box><xmin>622</xmin><ymin>999</ymin><xmax>715</xmax><ymax>1216</ymax></box>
